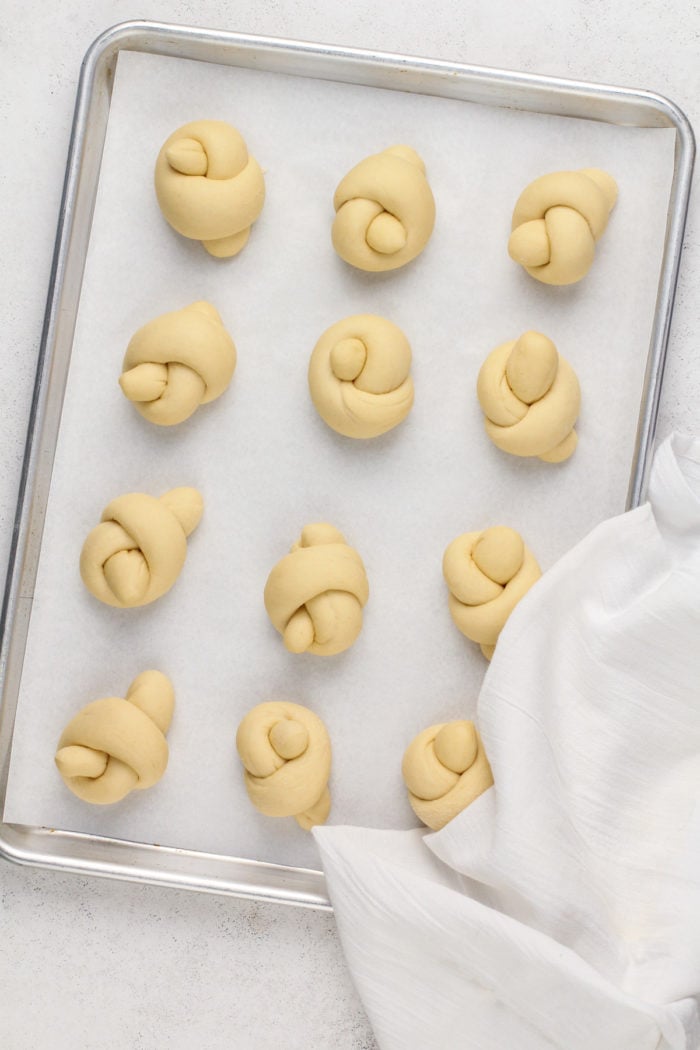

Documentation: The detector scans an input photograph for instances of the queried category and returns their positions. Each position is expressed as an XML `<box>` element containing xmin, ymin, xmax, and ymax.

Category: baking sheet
<box><xmin>4</xmin><ymin>49</ymin><xmax>675</xmax><ymax>869</ymax></box>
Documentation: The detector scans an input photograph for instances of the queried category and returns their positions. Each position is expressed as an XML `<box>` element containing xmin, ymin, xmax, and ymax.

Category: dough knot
<box><xmin>308</xmin><ymin>314</ymin><xmax>414</xmax><ymax>438</ymax></box>
<box><xmin>508</xmin><ymin>168</ymin><xmax>617</xmax><ymax>285</ymax></box>
<box><xmin>80</xmin><ymin>487</ymin><xmax>203</xmax><ymax>608</ymax></box>
<box><xmin>236</xmin><ymin>701</ymin><xmax>332</xmax><ymax>829</ymax></box>
<box><xmin>442</xmin><ymin>525</ymin><xmax>541</xmax><ymax>659</ymax></box>
<box><xmin>477</xmin><ymin>330</ymin><xmax>580</xmax><ymax>462</ymax></box>
<box><xmin>402</xmin><ymin>720</ymin><xmax>493</xmax><ymax>830</ymax></box>
<box><xmin>154</xmin><ymin>119</ymin><xmax>265</xmax><ymax>257</ymax></box>
<box><xmin>119</xmin><ymin>302</ymin><xmax>237</xmax><ymax>426</ymax></box>
<box><xmin>55</xmin><ymin>671</ymin><xmax>175</xmax><ymax>804</ymax></box>
<box><xmin>264</xmin><ymin>524</ymin><xmax>369</xmax><ymax>656</ymax></box>
<box><xmin>332</xmin><ymin>145</ymin><xmax>436</xmax><ymax>271</ymax></box>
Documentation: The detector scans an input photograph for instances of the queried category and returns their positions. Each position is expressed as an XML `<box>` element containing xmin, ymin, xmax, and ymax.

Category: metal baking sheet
<box><xmin>0</xmin><ymin>20</ymin><xmax>694</xmax><ymax>909</ymax></box>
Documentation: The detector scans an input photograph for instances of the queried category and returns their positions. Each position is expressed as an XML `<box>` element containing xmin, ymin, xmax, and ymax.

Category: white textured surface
<box><xmin>1</xmin><ymin>2</ymin><xmax>699</xmax><ymax>1048</ymax></box>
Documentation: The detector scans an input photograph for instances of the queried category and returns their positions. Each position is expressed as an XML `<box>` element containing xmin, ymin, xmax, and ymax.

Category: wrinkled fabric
<box><xmin>315</xmin><ymin>433</ymin><xmax>700</xmax><ymax>1050</ymax></box>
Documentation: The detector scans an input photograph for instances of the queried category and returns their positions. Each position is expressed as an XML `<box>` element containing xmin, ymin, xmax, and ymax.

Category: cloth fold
<box><xmin>314</xmin><ymin>433</ymin><xmax>700</xmax><ymax>1050</ymax></box>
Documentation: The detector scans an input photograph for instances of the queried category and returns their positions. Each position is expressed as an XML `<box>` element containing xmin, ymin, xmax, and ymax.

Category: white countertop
<box><xmin>2</xmin><ymin>2</ymin><xmax>698</xmax><ymax>1047</ymax></box>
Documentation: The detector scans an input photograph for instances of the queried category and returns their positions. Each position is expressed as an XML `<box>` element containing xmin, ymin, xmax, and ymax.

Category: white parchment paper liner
<box><xmin>4</xmin><ymin>50</ymin><xmax>675</xmax><ymax>869</ymax></box>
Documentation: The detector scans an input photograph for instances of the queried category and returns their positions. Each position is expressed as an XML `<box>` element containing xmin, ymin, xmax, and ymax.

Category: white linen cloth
<box><xmin>314</xmin><ymin>433</ymin><xmax>700</xmax><ymax>1050</ymax></box>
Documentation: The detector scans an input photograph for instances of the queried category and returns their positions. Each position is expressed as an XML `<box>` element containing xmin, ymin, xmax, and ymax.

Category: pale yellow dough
<box><xmin>154</xmin><ymin>119</ymin><xmax>265</xmax><ymax>258</ymax></box>
<box><xmin>402</xmin><ymin>720</ymin><xmax>493</xmax><ymax>830</ymax></box>
<box><xmin>119</xmin><ymin>301</ymin><xmax>237</xmax><ymax>426</ymax></box>
<box><xmin>477</xmin><ymin>330</ymin><xmax>581</xmax><ymax>462</ymax></box>
<box><xmin>236</xmin><ymin>701</ymin><xmax>332</xmax><ymax>830</ymax></box>
<box><xmin>508</xmin><ymin>168</ymin><xmax>618</xmax><ymax>285</ymax></box>
<box><xmin>332</xmin><ymin>145</ymin><xmax>436</xmax><ymax>271</ymax></box>
<box><xmin>80</xmin><ymin>487</ymin><xmax>203</xmax><ymax>608</ymax></box>
<box><xmin>443</xmin><ymin>525</ymin><xmax>541</xmax><ymax>659</ymax></box>
<box><xmin>264</xmin><ymin>523</ymin><xmax>369</xmax><ymax>656</ymax></box>
<box><xmin>308</xmin><ymin>314</ymin><xmax>414</xmax><ymax>439</ymax></box>
<box><xmin>55</xmin><ymin>671</ymin><xmax>175</xmax><ymax>805</ymax></box>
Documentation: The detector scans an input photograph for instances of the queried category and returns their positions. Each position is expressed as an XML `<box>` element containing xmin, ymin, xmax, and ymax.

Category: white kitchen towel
<box><xmin>314</xmin><ymin>432</ymin><xmax>700</xmax><ymax>1050</ymax></box>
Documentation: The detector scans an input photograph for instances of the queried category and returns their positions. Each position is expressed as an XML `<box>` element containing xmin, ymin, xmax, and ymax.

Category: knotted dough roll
<box><xmin>154</xmin><ymin>119</ymin><xmax>265</xmax><ymax>258</ymax></box>
<box><xmin>264</xmin><ymin>523</ymin><xmax>369</xmax><ymax>656</ymax></box>
<box><xmin>443</xmin><ymin>525</ymin><xmax>541</xmax><ymax>659</ymax></box>
<box><xmin>477</xmin><ymin>330</ymin><xmax>580</xmax><ymax>462</ymax></box>
<box><xmin>80</xmin><ymin>487</ymin><xmax>203</xmax><ymax>608</ymax></box>
<box><xmin>119</xmin><ymin>301</ymin><xmax>237</xmax><ymax>426</ymax></box>
<box><xmin>332</xmin><ymin>145</ymin><xmax>436</xmax><ymax>271</ymax></box>
<box><xmin>55</xmin><ymin>671</ymin><xmax>175</xmax><ymax>804</ymax></box>
<box><xmin>402</xmin><ymin>720</ymin><xmax>493</xmax><ymax>830</ymax></box>
<box><xmin>308</xmin><ymin>314</ymin><xmax>414</xmax><ymax>438</ymax></box>
<box><xmin>508</xmin><ymin>168</ymin><xmax>617</xmax><ymax>285</ymax></box>
<box><xmin>236</xmin><ymin>701</ymin><xmax>332</xmax><ymax>830</ymax></box>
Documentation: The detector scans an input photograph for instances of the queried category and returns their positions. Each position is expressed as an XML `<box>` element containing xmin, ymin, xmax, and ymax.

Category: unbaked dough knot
<box><xmin>508</xmin><ymin>168</ymin><xmax>617</xmax><ymax>285</ymax></box>
<box><xmin>119</xmin><ymin>301</ymin><xmax>237</xmax><ymax>426</ymax></box>
<box><xmin>402</xmin><ymin>720</ymin><xmax>493</xmax><ymax>830</ymax></box>
<box><xmin>332</xmin><ymin>145</ymin><xmax>436</xmax><ymax>271</ymax></box>
<box><xmin>236</xmin><ymin>701</ymin><xmax>332</xmax><ymax>829</ymax></box>
<box><xmin>308</xmin><ymin>314</ymin><xmax>414</xmax><ymax>438</ymax></box>
<box><xmin>154</xmin><ymin>119</ymin><xmax>265</xmax><ymax>258</ymax></box>
<box><xmin>476</xmin><ymin>330</ymin><xmax>580</xmax><ymax>462</ymax></box>
<box><xmin>55</xmin><ymin>671</ymin><xmax>175</xmax><ymax>804</ymax></box>
<box><xmin>442</xmin><ymin>525</ymin><xmax>541</xmax><ymax>659</ymax></box>
<box><xmin>264</xmin><ymin>523</ymin><xmax>369</xmax><ymax>656</ymax></box>
<box><xmin>80</xmin><ymin>487</ymin><xmax>203</xmax><ymax>608</ymax></box>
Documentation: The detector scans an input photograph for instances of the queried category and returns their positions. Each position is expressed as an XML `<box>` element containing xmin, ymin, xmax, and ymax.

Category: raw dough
<box><xmin>332</xmin><ymin>145</ymin><xmax>435</xmax><ymax>271</ymax></box>
<box><xmin>308</xmin><ymin>314</ymin><xmax>414</xmax><ymax>439</ymax></box>
<box><xmin>443</xmin><ymin>525</ymin><xmax>541</xmax><ymax>659</ymax></box>
<box><xmin>80</xmin><ymin>487</ymin><xmax>203</xmax><ymax>608</ymax></box>
<box><xmin>264</xmin><ymin>523</ymin><xmax>369</xmax><ymax>656</ymax></box>
<box><xmin>402</xmin><ymin>720</ymin><xmax>493</xmax><ymax>830</ymax></box>
<box><xmin>236</xmin><ymin>700</ymin><xmax>331</xmax><ymax>830</ymax></box>
<box><xmin>55</xmin><ymin>671</ymin><xmax>174</xmax><ymax>804</ymax></box>
<box><xmin>154</xmin><ymin>119</ymin><xmax>265</xmax><ymax>258</ymax></box>
<box><xmin>508</xmin><ymin>168</ymin><xmax>618</xmax><ymax>285</ymax></box>
<box><xmin>477</xmin><ymin>330</ymin><xmax>581</xmax><ymax>462</ymax></box>
<box><xmin>119</xmin><ymin>301</ymin><xmax>237</xmax><ymax>426</ymax></box>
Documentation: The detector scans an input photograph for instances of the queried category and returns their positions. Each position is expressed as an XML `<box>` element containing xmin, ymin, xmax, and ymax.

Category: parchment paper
<box><xmin>4</xmin><ymin>49</ymin><xmax>676</xmax><ymax>869</ymax></box>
